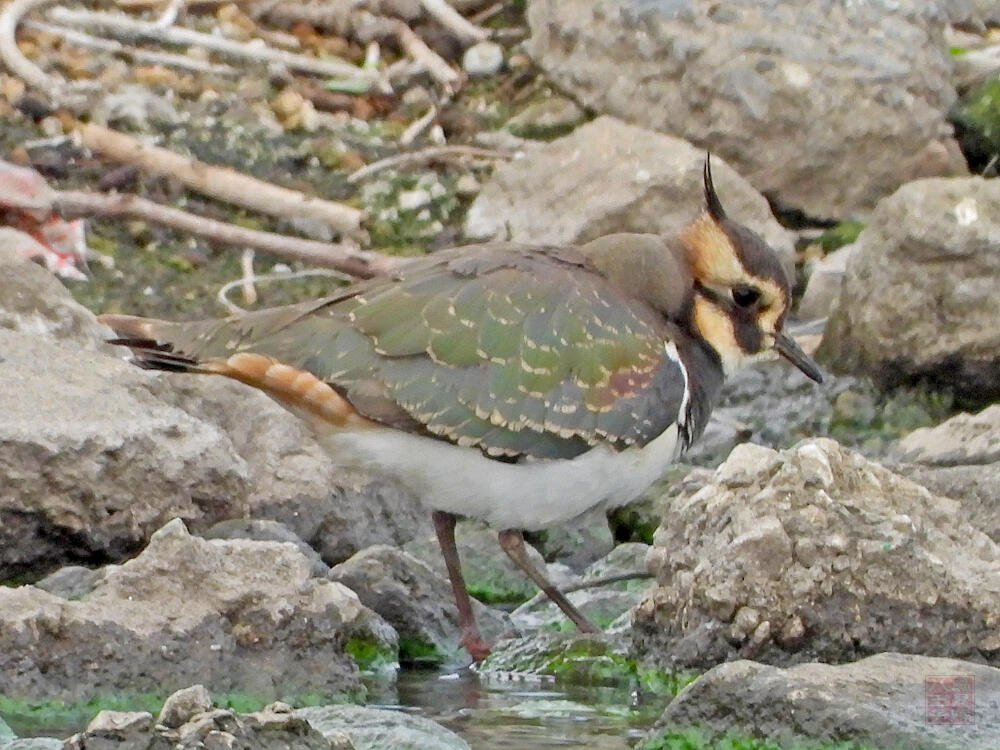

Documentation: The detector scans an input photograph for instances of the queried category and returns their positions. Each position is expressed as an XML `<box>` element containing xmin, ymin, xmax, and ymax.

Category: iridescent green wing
<box><xmin>337</xmin><ymin>244</ymin><xmax>687</xmax><ymax>458</ymax></box>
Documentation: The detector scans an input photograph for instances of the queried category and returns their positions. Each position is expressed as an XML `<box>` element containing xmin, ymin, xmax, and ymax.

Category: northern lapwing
<box><xmin>99</xmin><ymin>156</ymin><xmax>822</xmax><ymax>661</ymax></box>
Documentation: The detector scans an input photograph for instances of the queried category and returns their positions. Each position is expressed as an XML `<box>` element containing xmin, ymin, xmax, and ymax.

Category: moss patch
<box><xmin>343</xmin><ymin>637</ymin><xmax>398</xmax><ymax>673</ymax></box>
<box><xmin>397</xmin><ymin>636</ymin><xmax>445</xmax><ymax>667</ymax></box>
<box><xmin>817</xmin><ymin>221</ymin><xmax>865</xmax><ymax>253</ymax></box>
<box><xmin>641</xmin><ymin>727</ymin><xmax>881</xmax><ymax>750</ymax></box>
<box><xmin>479</xmin><ymin>633</ymin><xmax>697</xmax><ymax>695</ymax></box>
<box><xmin>950</xmin><ymin>73</ymin><xmax>1000</xmax><ymax>172</ymax></box>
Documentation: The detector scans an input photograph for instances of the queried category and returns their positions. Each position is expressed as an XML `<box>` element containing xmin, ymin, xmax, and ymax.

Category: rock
<box><xmin>529</xmin><ymin>509</ymin><xmax>614</xmax><ymax>571</ymax></box>
<box><xmin>463</xmin><ymin>116</ymin><xmax>795</xmax><ymax>271</ymax></box>
<box><xmin>647</xmin><ymin>653</ymin><xmax>1000</xmax><ymax>750</ymax></box>
<box><xmin>525</xmin><ymin>0</ymin><xmax>966</xmax><ymax>217</ymax></box>
<box><xmin>403</xmin><ymin>521</ymin><xmax>546</xmax><ymax>606</ymax></box>
<box><xmin>65</xmin><ymin>700</ymin><xmax>352</xmax><ymax>750</ymax></box>
<box><xmin>819</xmin><ymin>177</ymin><xmax>1000</xmax><ymax>404</ymax></box>
<box><xmin>33</xmin><ymin>564</ymin><xmax>104</xmax><ymax>599</ymax></box>
<box><xmin>462</xmin><ymin>41</ymin><xmax>504</xmax><ymax>76</ymax></box>
<box><xmin>327</xmin><ymin>545</ymin><xmax>509</xmax><ymax>666</ymax></box>
<box><xmin>505</xmin><ymin>96</ymin><xmax>586</xmax><ymax>137</ymax></box>
<box><xmin>297</xmin><ymin>705</ymin><xmax>470</xmax><ymax>750</ymax></box>
<box><xmin>158</xmin><ymin>685</ymin><xmax>213</xmax><ymax>729</ymax></box>
<box><xmin>202</xmin><ymin>519</ymin><xmax>329</xmax><ymax>577</ymax></box>
<box><xmin>633</xmin><ymin>439</ymin><xmax>1000</xmax><ymax>671</ymax></box>
<box><xmin>73</xmin><ymin>711</ymin><xmax>154</xmax><ymax>750</ymax></box>
<box><xmin>0</xmin><ymin>520</ymin><xmax>396</xmax><ymax>702</ymax></box>
<box><xmin>0</xmin><ymin>246</ymin><xmax>107</xmax><ymax>347</ymax></box>
<box><xmin>477</xmin><ymin>632</ymin><xmax>634</xmax><ymax>687</ymax></box>
<box><xmin>0</xmin><ymin>330</ymin><xmax>249</xmax><ymax>579</ymax></box>
<box><xmin>0</xmin><ymin>717</ymin><xmax>14</xmax><ymax>745</ymax></box>
<box><xmin>891</xmin><ymin>405</ymin><xmax>1000</xmax><ymax>543</ymax></box>
<box><xmin>1</xmin><ymin>740</ymin><xmax>62</xmax><ymax>750</ymax></box>
<box><xmin>895</xmin><ymin>404</ymin><xmax>1000</xmax><ymax>466</ymax></box>
<box><xmin>797</xmin><ymin>242</ymin><xmax>857</xmax><ymax>320</ymax></box>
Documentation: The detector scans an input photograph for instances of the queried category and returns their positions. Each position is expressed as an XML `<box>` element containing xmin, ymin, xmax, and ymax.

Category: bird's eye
<box><xmin>731</xmin><ymin>285</ymin><xmax>761</xmax><ymax>308</ymax></box>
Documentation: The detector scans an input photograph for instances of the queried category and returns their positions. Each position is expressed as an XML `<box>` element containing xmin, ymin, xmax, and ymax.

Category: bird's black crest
<box><xmin>703</xmin><ymin>154</ymin><xmax>726</xmax><ymax>221</ymax></box>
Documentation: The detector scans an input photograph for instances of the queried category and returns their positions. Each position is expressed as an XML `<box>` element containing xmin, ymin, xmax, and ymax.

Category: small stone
<box><xmin>454</xmin><ymin>174</ymin><xmax>481</xmax><ymax>197</ymax></box>
<box><xmin>462</xmin><ymin>41</ymin><xmax>504</xmax><ymax>76</ymax></box>
<box><xmin>86</xmin><ymin>710</ymin><xmax>153</xmax><ymax>733</ymax></box>
<box><xmin>158</xmin><ymin>685</ymin><xmax>213</xmax><ymax>729</ymax></box>
<box><xmin>398</xmin><ymin>189</ymin><xmax>432</xmax><ymax>211</ymax></box>
<box><xmin>779</xmin><ymin>615</ymin><xmax>806</xmax><ymax>646</ymax></box>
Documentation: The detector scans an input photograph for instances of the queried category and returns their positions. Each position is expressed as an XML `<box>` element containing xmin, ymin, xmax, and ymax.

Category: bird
<box><xmin>98</xmin><ymin>156</ymin><xmax>822</xmax><ymax>662</ymax></box>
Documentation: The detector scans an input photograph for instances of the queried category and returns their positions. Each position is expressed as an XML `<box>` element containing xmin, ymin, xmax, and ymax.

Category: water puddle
<box><xmin>366</xmin><ymin>668</ymin><xmax>664</xmax><ymax>748</ymax></box>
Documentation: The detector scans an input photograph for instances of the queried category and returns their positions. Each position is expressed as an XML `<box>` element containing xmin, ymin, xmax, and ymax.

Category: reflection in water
<box><xmin>365</xmin><ymin>668</ymin><xmax>663</xmax><ymax>749</ymax></box>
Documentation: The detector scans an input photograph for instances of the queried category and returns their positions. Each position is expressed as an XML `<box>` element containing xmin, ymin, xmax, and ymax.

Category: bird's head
<box><xmin>680</xmin><ymin>156</ymin><xmax>822</xmax><ymax>382</ymax></box>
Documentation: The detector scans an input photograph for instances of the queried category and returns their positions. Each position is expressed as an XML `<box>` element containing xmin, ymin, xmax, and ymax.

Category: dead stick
<box><xmin>347</xmin><ymin>144</ymin><xmax>509</xmax><ymax>183</ymax></box>
<box><xmin>392</xmin><ymin>19</ymin><xmax>460</xmax><ymax>88</ymax></box>
<box><xmin>53</xmin><ymin>190</ymin><xmax>402</xmax><ymax>278</ymax></box>
<box><xmin>24</xmin><ymin>20</ymin><xmax>240</xmax><ymax>76</ymax></box>
<box><xmin>48</xmin><ymin>6</ymin><xmax>383</xmax><ymax>84</ymax></box>
<box><xmin>419</xmin><ymin>0</ymin><xmax>488</xmax><ymax>44</ymax></box>
<box><xmin>0</xmin><ymin>0</ymin><xmax>95</xmax><ymax>107</ymax></box>
<box><xmin>79</xmin><ymin>122</ymin><xmax>364</xmax><ymax>235</ymax></box>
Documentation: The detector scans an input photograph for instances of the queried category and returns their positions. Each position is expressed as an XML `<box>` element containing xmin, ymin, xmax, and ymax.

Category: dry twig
<box><xmin>347</xmin><ymin>144</ymin><xmax>509</xmax><ymax>183</ymax></box>
<box><xmin>78</xmin><ymin>122</ymin><xmax>364</xmax><ymax>235</ymax></box>
<box><xmin>53</xmin><ymin>189</ymin><xmax>402</xmax><ymax>278</ymax></box>
<box><xmin>48</xmin><ymin>6</ymin><xmax>384</xmax><ymax>84</ymax></box>
<box><xmin>24</xmin><ymin>19</ymin><xmax>239</xmax><ymax>75</ymax></box>
<box><xmin>419</xmin><ymin>0</ymin><xmax>488</xmax><ymax>44</ymax></box>
<box><xmin>392</xmin><ymin>18</ymin><xmax>460</xmax><ymax>88</ymax></box>
<box><xmin>0</xmin><ymin>0</ymin><xmax>96</xmax><ymax>106</ymax></box>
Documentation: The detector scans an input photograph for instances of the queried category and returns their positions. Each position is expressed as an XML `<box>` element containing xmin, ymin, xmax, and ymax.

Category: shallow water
<box><xmin>366</xmin><ymin>668</ymin><xmax>663</xmax><ymax>749</ymax></box>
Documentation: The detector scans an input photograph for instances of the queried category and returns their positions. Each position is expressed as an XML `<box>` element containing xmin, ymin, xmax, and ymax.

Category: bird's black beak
<box><xmin>773</xmin><ymin>332</ymin><xmax>823</xmax><ymax>383</ymax></box>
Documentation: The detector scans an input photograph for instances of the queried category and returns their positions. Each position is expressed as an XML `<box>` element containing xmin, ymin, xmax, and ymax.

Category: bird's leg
<box><xmin>432</xmin><ymin>510</ymin><xmax>493</xmax><ymax>661</ymax></box>
<box><xmin>497</xmin><ymin>528</ymin><xmax>601</xmax><ymax>634</ymax></box>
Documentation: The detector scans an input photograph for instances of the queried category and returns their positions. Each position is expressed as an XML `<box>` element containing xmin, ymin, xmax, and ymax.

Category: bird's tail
<box><xmin>98</xmin><ymin>314</ymin><xmax>208</xmax><ymax>372</ymax></box>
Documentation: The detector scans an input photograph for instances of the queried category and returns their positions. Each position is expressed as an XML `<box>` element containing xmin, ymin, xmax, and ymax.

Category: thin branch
<box><xmin>48</xmin><ymin>6</ymin><xmax>384</xmax><ymax>84</ymax></box>
<box><xmin>24</xmin><ymin>20</ymin><xmax>240</xmax><ymax>76</ymax></box>
<box><xmin>346</xmin><ymin>144</ymin><xmax>509</xmax><ymax>183</ymax></box>
<box><xmin>419</xmin><ymin>0</ymin><xmax>489</xmax><ymax>44</ymax></box>
<box><xmin>0</xmin><ymin>0</ymin><xmax>95</xmax><ymax>107</ymax></box>
<box><xmin>78</xmin><ymin>122</ymin><xmax>364</xmax><ymax>235</ymax></box>
<box><xmin>52</xmin><ymin>189</ymin><xmax>402</xmax><ymax>278</ymax></box>
<box><xmin>399</xmin><ymin>105</ymin><xmax>437</xmax><ymax>147</ymax></box>
<box><xmin>392</xmin><ymin>18</ymin><xmax>460</xmax><ymax>89</ymax></box>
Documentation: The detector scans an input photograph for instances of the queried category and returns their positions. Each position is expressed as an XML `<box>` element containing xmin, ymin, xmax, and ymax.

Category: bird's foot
<box><xmin>461</xmin><ymin>632</ymin><xmax>494</xmax><ymax>663</ymax></box>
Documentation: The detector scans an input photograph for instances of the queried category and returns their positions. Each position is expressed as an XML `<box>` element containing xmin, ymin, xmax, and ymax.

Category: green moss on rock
<box><xmin>641</xmin><ymin>727</ymin><xmax>881</xmax><ymax>750</ymax></box>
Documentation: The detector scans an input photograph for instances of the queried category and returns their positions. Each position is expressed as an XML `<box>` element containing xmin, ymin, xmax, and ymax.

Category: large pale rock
<box><xmin>892</xmin><ymin>405</ymin><xmax>1000</xmax><ymax>543</ymax></box>
<box><xmin>797</xmin><ymin>243</ymin><xmax>857</xmax><ymax>320</ymax></box>
<box><xmin>0</xmin><ymin>330</ymin><xmax>249</xmax><ymax>579</ymax></box>
<box><xmin>819</xmin><ymin>178</ymin><xmax>1000</xmax><ymax>403</ymax></box>
<box><xmin>525</xmin><ymin>0</ymin><xmax>966</xmax><ymax>217</ymax></box>
<box><xmin>633</xmin><ymin>439</ymin><xmax>1000</xmax><ymax>671</ymax></box>
<box><xmin>464</xmin><ymin>116</ymin><xmax>795</xmax><ymax>270</ymax></box>
<box><xmin>648</xmin><ymin>653</ymin><xmax>1000</xmax><ymax>750</ymax></box>
<box><xmin>0</xmin><ymin>245</ymin><xmax>105</xmax><ymax>347</ymax></box>
<box><xmin>297</xmin><ymin>705</ymin><xmax>470</xmax><ymax>750</ymax></box>
<box><xmin>0</xmin><ymin>520</ymin><xmax>397</xmax><ymax>702</ymax></box>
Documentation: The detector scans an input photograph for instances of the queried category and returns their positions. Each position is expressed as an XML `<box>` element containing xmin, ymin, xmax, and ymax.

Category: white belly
<box><xmin>318</xmin><ymin>424</ymin><xmax>681</xmax><ymax>531</ymax></box>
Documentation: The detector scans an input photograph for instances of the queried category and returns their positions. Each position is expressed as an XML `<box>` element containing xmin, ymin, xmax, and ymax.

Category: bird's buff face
<box><xmin>680</xmin><ymin>159</ymin><xmax>823</xmax><ymax>383</ymax></box>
